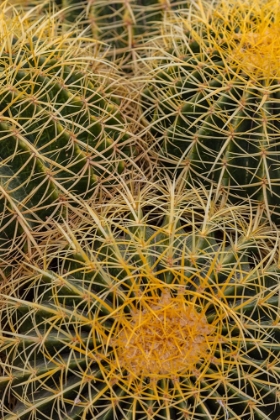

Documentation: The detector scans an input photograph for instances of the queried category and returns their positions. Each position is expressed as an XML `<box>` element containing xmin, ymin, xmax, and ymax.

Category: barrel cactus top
<box><xmin>1</xmin><ymin>180</ymin><xmax>279</xmax><ymax>419</ymax></box>
<box><xmin>0</xmin><ymin>3</ymin><xmax>135</xmax><ymax>247</ymax></box>
<box><xmin>140</xmin><ymin>0</ymin><xmax>280</xmax><ymax>221</ymax></box>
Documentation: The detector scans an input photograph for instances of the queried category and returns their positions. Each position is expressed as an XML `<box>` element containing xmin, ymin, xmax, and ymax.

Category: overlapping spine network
<box><xmin>0</xmin><ymin>180</ymin><xmax>279</xmax><ymax>419</ymax></box>
<box><xmin>83</xmin><ymin>1</ymin><xmax>189</xmax><ymax>61</ymax></box>
<box><xmin>0</xmin><ymin>3</ymin><xmax>134</xmax><ymax>248</ymax></box>
<box><xmin>9</xmin><ymin>1</ymin><xmax>190</xmax><ymax>68</ymax></box>
<box><xmin>1</xmin><ymin>1</ymin><xmax>280</xmax><ymax>420</ymax></box>
<box><xmin>140</xmin><ymin>0</ymin><xmax>280</xmax><ymax>220</ymax></box>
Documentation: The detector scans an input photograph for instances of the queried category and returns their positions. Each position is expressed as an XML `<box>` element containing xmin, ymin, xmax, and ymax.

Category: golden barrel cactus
<box><xmin>0</xmin><ymin>180</ymin><xmax>279</xmax><ymax>419</ymax></box>
<box><xmin>140</xmin><ymin>0</ymin><xmax>280</xmax><ymax>221</ymax></box>
<box><xmin>0</xmin><ymin>3</ymin><xmax>135</xmax><ymax>251</ymax></box>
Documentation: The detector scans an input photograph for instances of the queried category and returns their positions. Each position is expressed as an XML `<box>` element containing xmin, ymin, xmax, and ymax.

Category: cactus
<box><xmin>140</xmin><ymin>0</ymin><xmax>280</xmax><ymax>221</ymax></box>
<box><xmin>84</xmin><ymin>0</ymin><xmax>189</xmax><ymax>67</ymax></box>
<box><xmin>0</xmin><ymin>3</ymin><xmax>135</xmax><ymax>249</ymax></box>
<box><xmin>9</xmin><ymin>0</ymin><xmax>190</xmax><ymax>70</ymax></box>
<box><xmin>1</xmin><ymin>179</ymin><xmax>279</xmax><ymax>419</ymax></box>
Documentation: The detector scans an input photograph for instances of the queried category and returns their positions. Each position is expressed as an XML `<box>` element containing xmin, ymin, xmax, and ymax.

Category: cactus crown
<box><xmin>112</xmin><ymin>287</ymin><xmax>215</xmax><ymax>379</ymax></box>
<box><xmin>184</xmin><ymin>0</ymin><xmax>280</xmax><ymax>80</ymax></box>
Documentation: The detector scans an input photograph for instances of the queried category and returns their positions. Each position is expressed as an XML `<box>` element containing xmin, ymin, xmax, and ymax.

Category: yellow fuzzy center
<box><xmin>229</xmin><ymin>23</ymin><xmax>280</xmax><ymax>78</ymax></box>
<box><xmin>112</xmin><ymin>289</ymin><xmax>215</xmax><ymax>379</ymax></box>
<box><xmin>186</xmin><ymin>0</ymin><xmax>280</xmax><ymax>79</ymax></box>
<box><xmin>213</xmin><ymin>0</ymin><xmax>280</xmax><ymax>78</ymax></box>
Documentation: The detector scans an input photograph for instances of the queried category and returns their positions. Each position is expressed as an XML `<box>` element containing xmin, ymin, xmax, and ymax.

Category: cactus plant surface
<box><xmin>9</xmin><ymin>0</ymin><xmax>191</xmax><ymax>69</ymax></box>
<box><xmin>84</xmin><ymin>0</ymin><xmax>190</xmax><ymax>67</ymax></box>
<box><xmin>140</xmin><ymin>0</ymin><xmax>280</xmax><ymax>221</ymax></box>
<box><xmin>0</xmin><ymin>179</ymin><xmax>279</xmax><ymax>419</ymax></box>
<box><xmin>0</xmin><ymin>3</ymin><xmax>136</xmax><ymax>250</ymax></box>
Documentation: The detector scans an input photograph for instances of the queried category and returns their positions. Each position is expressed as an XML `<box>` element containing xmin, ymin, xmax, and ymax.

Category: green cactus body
<box><xmin>141</xmin><ymin>0</ymin><xmax>280</xmax><ymax>220</ymax></box>
<box><xmin>85</xmin><ymin>1</ymin><xmax>187</xmax><ymax>48</ymax></box>
<box><xmin>0</xmin><ymin>5</ymin><xmax>134</xmax><ymax>245</ymax></box>
<box><xmin>1</xmin><ymin>183</ymin><xmax>279</xmax><ymax>419</ymax></box>
<box><xmin>83</xmin><ymin>0</ymin><xmax>191</xmax><ymax>70</ymax></box>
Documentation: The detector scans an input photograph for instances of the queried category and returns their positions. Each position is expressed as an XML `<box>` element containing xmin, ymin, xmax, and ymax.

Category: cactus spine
<box><xmin>0</xmin><ymin>181</ymin><xmax>279</xmax><ymax>419</ymax></box>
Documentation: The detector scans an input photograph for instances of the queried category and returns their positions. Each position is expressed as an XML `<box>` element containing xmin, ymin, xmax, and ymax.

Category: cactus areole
<box><xmin>142</xmin><ymin>0</ymin><xmax>280</xmax><ymax>219</ymax></box>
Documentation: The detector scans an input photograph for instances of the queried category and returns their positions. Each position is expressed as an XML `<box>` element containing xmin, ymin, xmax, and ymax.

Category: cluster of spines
<box><xmin>9</xmin><ymin>1</ymin><xmax>190</xmax><ymax>69</ymax></box>
<box><xmin>0</xmin><ymin>179</ymin><xmax>279</xmax><ymax>419</ymax></box>
<box><xmin>0</xmin><ymin>3</ymin><xmax>138</xmax><ymax>255</ymax></box>
<box><xmin>1</xmin><ymin>1</ymin><xmax>280</xmax><ymax>420</ymax></box>
<box><xmin>138</xmin><ymin>0</ymin><xmax>280</xmax><ymax>221</ymax></box>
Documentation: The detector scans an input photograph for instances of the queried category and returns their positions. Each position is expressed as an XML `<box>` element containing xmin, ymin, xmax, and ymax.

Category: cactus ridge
<box><xmin>1</xmin><ymin>181</ymin><xmax>279</xmax><ymax>419</ymax></box>
<box><xmin>140</xmin><ymin>0</ymin><xmax>280</xmax><ymax>220</ymax></box>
